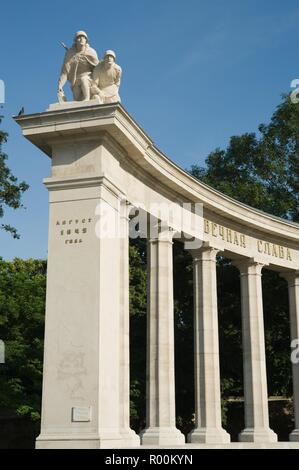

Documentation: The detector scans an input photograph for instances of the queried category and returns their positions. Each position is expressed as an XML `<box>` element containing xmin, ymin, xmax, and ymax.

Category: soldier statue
<box><xmin>91</xmin><ymin>50</ymin><xmax>122</xmax><ymax>104</ymax></box>
<box><xmin>57</xmin><ymin>33</ymin><xmax>122</xmax><ymax>104</ymax></box>
<box><xmin>58</xmin><ymin>31</ymin><xmax>99</xmax><ymax>102</ymax></box>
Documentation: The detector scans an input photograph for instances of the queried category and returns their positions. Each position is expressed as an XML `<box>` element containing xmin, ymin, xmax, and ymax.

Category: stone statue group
<box><xmin>58</xmin><ymin>31</ymin><xmax>122</xmax><ymax>104</ymax></box>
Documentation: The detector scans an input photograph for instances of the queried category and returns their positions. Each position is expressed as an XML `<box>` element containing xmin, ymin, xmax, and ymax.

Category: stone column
<box><xmin>119</xmin><ymin>200</ymin><xmax>140</xmax><ymax>446</ymax></box>
<box><xmin>140</xmin><ymin>228</ymin><xmax>185</xmax><ymax>445</ymax></box>
<box><xmin>31</xmin><ymin>128</ymin><xmax>141</xmax><ymax>448</ymax></box>
<box><xmin>234</xmin><ymin>260</ymin><xmax>277</xmax><ymax>442</ymax></box>
<box><xmin>187</xmin><ymin>246</ymin><xmax>230</xmax><ymax>444</ymax></box>
<box><xmin>281</xmin><ymin>271</ymin><xmax>299</xmax><ymax>441</ymax></box>
<box><xmin>35</xmin><ymin>179</ymin><xmax>126</xmax><ymax>448</ymax></box>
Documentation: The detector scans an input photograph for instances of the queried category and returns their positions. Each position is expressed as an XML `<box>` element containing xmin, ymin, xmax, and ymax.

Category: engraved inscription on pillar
<box><xmin>55</xmin><ymin>217</ymin><xmax>93</xmax><ymax>245</ymax></box>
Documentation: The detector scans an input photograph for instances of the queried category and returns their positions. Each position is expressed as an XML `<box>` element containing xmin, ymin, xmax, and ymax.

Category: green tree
<box><xmin>190</xmin><ymin>95</ymin><xmax>298</xmax><ymax>221</ymax></box>
<box><xmin>129</xmin><ymin>240</ymin><xmax>147</xmax><ymax>431</ymax></box>
<box><xmin>0</xmin><ymin>117</ymin><xmax>29</xmax><ymax>238</ymax></box>
<box><xmin>0</xmin><ymin>258</ymin><xmax>46</xmax><ymax>423</ymax></box>
<box><xmin>173</xmin><ymin>243</ymin><xmax>194</xmax><ymax>434</ymax></box>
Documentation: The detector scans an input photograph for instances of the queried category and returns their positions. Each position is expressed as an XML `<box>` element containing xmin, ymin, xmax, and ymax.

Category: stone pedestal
<box><xmin>140</xmin><ymin>228</ymin><xmax>185</xmax><ymax>446</ymax></box>
<box><xmin>187</xmin><ymin>246</ymin><xmax>230</xmax><ymax>444</ymax></box>
<box><xmin>235</xmin><ymin>261</ymin><xmax>277</xmax><ymax>443</ymax></box>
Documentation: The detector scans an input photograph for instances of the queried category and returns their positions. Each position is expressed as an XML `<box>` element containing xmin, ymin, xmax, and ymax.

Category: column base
<box><xmin>187</xmin><ymin>427</ymin><xmax>230</xmax><ymax>444</ymax></box>
<box><xmin>239</xmin><ymin>428</ymin><xmax>278</xmax><ymax>443</ymax></box>
<box><xmin>36</xmin><ymin>431</ymin><xmax>124</xmax><ymax>449</ymax></box>
<box><xmin>119</xmin><ymin>428</ymin><xmax>141</xmax><ymax>447</ymax></box>
<box><xmin>140</xmin><ymin>427</ymin><xmax>185</xmax><ymax>446</ymax></box>
<box><xmin>289</xmin><ymin>429</ymin><xmax>299</xmax><ymax>441</ymax></box>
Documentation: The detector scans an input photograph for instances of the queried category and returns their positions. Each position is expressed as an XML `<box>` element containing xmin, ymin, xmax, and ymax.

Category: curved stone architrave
<box><xmin>15</xmin><ymin>103</ymin><xmax>299</xmax><ymax>266</ymax></box>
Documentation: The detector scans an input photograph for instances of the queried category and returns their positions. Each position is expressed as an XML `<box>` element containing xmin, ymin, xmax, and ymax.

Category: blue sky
<box><xmin>1</xmin><ymin>0</ymin><xmax>298</xmax><ymax>260</ymax></box>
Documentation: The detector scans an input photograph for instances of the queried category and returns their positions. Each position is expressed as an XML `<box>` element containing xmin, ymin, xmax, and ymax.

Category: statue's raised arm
<box><xmin>58</xmin><ymin>31</ymin><xmax>99</xmax><ymax>102</ymax></box>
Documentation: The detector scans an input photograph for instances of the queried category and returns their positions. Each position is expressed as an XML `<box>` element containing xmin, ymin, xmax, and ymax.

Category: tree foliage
<box><xmin>129</xmin><ymin>241</ymin><xmax>147</xmax><ymax>430</ymax></box>
<box><xmin>0</xmin><ymin>259</ymin><xmax>46</xmax><ymax>422</ymax></box>
<box><xmin>190</xmin><ymin>95</ymin><xmax>299</xmax><ymax>221</ymax></box>
<box><xmin>0</xmin><ymin>118</ymin><xmax>29</xmax><ymax>238</ymax></box>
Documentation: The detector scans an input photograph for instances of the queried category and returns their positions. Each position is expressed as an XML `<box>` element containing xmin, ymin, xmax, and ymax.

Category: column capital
<box><xmin>44</xmin><ymin>174</ymin><xmax>126</xmax><ymax>197</ymax></box>
<box><xmin>280</xmin><ymin>270</ymin><xmax>299</xmax><ymax>287</ymax></box>
<box><xmin>232</xmin><ymin>258</ymin><xmax>265</xmax><ymax>276</ymax></box>
<box><xmin>119</xmin><ymin>198</ymin><xmax>133</xmax><ymax>221</ymax></box>
<box><xmin>149</xmin><ymin>226</ymin><xmax>177</xmax><ymax>244</ymax></box>
<box><xmin>188</xmin><ymin>243</ymin><xmax>220</xmax><ymax>261</ymax></box>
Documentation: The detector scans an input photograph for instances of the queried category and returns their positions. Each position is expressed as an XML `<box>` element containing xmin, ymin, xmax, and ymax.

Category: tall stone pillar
<box><xmin>235</xmin><ymin>261</ymin><xmax>277</xmax><ymax>442</ymax></box>
<box><xmin>119</xmin><ymin>200</ymin><xmax>140</xmax><ymax>446</ymax></box>
<box><xmin>14</xmin><ymin>117</ymin><xmax>140</xmax><ymax>447</ymax></box>
<box><xmin>187</xmin><ymin>246</ymin><xmax>230</xmax><ymax>444</ymax></box>
<box><xmin>13</xmin><ymin>103</ymin><xmax>148</xmax><ymax>449</ymax></box>
<box><xmin>35</xmin><ymin>175</ymin><xmax>127</xmax><ymax>448</ymax></box>
<box><xmin>140</xmin><ymin>228</ymin><xmax>185</xmax><ymax>445</ymax></box>
<box><xmin>281</xmin><ymin>271</ymin><xmax>299</xmax><ymax>441</ymax></box>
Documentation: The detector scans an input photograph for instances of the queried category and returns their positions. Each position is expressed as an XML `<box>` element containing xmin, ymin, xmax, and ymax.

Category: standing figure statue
<box><xmin>58</xmin><ymin>31</ymin><xmax>99</xmax><ymax>102</ymax></box>
<box><xmin>91</xmin><ymin>50</ymin><xmax>122</xmax><ymax>104</ymax></box>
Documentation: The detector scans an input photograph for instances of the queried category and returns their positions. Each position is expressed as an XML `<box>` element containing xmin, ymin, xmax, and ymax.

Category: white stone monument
<box><xmin>14</xmin><ymin>33</ymin><xmax>299</xmax><ymax>448</ymax></box>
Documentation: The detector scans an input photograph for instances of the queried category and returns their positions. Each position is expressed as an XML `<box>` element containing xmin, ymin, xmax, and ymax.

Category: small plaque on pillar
<box><xmin>71</xmin><ymin>406</ymin><xmax>92</xmax><ymax>422</ymax></box>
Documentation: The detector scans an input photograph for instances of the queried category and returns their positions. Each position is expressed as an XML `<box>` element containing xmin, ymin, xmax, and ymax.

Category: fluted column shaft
<box><xmin>140</xmin><ymin>228</ymin><xmax>184</xmax><ymax>446</ymax></box>
<box><xmin>235</xmin><ymin>261</ymin><xmax>277</xmax><ymax>442</ymax></box>
<box><xmin>188</xmin><ymin>246</ymin><xmax>230</xmax><ymax>443</ymax></box>
<box><xmin>119</xmin><ymin>201</ymin><xmax>140</xmax><ymax>446</ymax></box>
<box><xmin>282</xmin><ymin>271</ymin><xmax>299</xmax><ymax>441</ymax></box>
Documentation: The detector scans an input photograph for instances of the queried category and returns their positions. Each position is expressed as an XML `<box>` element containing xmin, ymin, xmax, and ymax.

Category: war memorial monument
<box><xmin>14</xmin><ymin>31</ymin><xmax>299</xmax><ymax>449</ymax></box>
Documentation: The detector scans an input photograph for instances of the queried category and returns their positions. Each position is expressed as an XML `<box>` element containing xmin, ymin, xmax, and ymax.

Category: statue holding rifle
<box><xmin>57</xmin><ymin>31</ymin><xmax>122</xmax><ymax>104</ymax></box>
<box><xmin>58</xmin><ymin>31</ymin><xmax>99</xmax><ymax>102</ymax></box>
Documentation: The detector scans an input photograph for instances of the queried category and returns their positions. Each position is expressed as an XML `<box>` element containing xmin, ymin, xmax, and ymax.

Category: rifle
<box><xmin>59</xmin><ymin>41</ymin><xmax>69</xmax><ymax>51</ymax></box>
